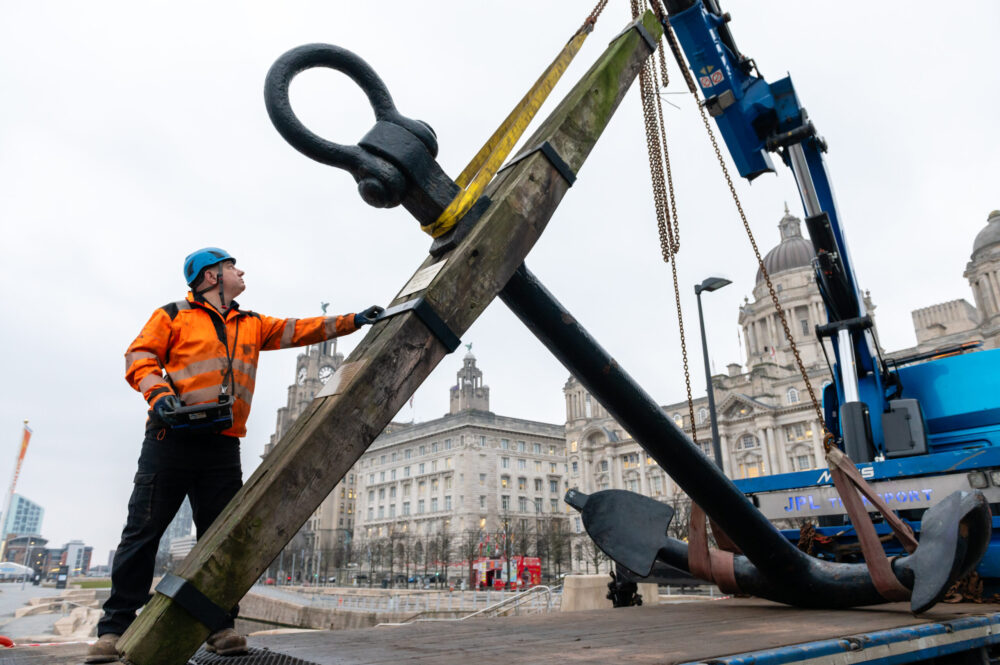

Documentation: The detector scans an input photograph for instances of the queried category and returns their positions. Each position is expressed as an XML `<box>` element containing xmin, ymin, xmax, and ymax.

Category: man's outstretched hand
<box><xmin>354</xmin><ymin>305</ymin><xmax>385</xmax><ymax>327</ymax></box>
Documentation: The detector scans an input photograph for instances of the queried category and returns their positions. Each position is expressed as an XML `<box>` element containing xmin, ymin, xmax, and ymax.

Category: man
<box><xmin>87</xmin><ymin>247</ymin><xmax>382</xmax><ymax>663</ymax></box>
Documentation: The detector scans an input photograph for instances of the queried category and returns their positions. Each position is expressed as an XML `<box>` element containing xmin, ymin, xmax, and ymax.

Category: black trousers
<box><xmin>98</xmin><ymin>426</ymin><xmax>243</xmax><ymax>637</ymax></box>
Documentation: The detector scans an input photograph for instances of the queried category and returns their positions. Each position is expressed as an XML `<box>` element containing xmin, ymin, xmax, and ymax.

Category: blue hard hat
<box><xmin>184</xmin><ymin>248</ymin><xmax>236</xmax><ymax>286</ymax></box>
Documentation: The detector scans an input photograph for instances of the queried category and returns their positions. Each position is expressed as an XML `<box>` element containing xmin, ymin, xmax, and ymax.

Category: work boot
<box><xmin>85</xmin><ymin>633</ymin><xmax>120</xmax><ymax>663</ymax></box>
<box><xmin>205</xmin><ymin>627</ymin><xmax>248</xmax><ymax>656</ymax></box>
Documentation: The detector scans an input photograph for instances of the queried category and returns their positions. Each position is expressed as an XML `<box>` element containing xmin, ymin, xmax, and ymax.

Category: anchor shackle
<box><xmin>264</xmin><ymin>43</ymin><xmax>445</xmax><ymax>212</ymax></box>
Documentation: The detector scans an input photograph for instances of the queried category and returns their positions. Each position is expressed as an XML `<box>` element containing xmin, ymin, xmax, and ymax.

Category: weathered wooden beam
<box><xmin>117</xmin><ymin>12</ymin><xmax>660</xmax><ymax>664</ymax></box>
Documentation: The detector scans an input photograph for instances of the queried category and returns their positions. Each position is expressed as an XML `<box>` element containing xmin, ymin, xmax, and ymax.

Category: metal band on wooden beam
<box><xmin>610</xmin><ymin>17</ymin><xmax>658</xmax><ymax>51</ymax></box>
<box><xmin>154</xmin><ymin>573</ymin><xmax>231</xmax><ymax>632</ymax></box>
<box><xmin>375</xmin><ymin>297</ymin><xmax>461</xmax><ymax>353</ymax></box>
<box><xmin>498</xmin><ymin>140</ymin><xmax>576</xmax><ymax>186</ymax></box>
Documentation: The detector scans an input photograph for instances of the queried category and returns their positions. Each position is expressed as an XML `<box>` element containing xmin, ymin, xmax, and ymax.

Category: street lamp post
<box><xmin>695</xmin><ymin>276</ymin><xmax>732</xmax><ymax>471</ymax></box>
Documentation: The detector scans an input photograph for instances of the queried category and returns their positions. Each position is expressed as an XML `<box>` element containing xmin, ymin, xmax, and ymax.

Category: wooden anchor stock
<box><xmin>117</xmin><ymin>12</ymin><xmax>660</xmax><ymax>664</ymax></box>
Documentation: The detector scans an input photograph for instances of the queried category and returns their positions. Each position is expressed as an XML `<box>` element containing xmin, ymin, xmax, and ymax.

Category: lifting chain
<box><xmin>632</xmin><ymin>0</ymin><xmax>700</xmax><ymax>445</ymax></box>
<box><xmin>656</xmin><ymin>15</ymin><xmax>831</xmax><ymax>446</ymax></box>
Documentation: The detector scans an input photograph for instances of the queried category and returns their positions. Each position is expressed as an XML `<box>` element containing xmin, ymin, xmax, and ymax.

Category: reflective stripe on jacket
<box><xmin>125</xmin><ymin>292</ymin><xmax>357</xmax><ymax>437</ymax></box>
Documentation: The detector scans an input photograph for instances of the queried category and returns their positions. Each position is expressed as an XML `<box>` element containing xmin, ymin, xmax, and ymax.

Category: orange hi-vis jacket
<box><xmin>125</xmin><ymin>292</ymin><xmax>358</xmax><ymax>438</ymax></box>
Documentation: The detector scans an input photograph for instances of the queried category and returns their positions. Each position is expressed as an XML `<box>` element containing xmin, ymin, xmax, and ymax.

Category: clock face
<box><xmin>319</xmin><ymin>365</ymin><xmax>334</xmax><ymax>384</ymax></box>
<box><xmin>297</xmin><ymin>367</ymin><xmax>307</xmax><ymax>386</ymax></box>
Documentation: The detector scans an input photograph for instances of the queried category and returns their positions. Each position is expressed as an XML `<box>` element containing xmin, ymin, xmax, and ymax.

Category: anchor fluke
<box><xmin>566</xmin><ymin>489</ymin><xmax>674</xmax><ymax>577</ymax></box>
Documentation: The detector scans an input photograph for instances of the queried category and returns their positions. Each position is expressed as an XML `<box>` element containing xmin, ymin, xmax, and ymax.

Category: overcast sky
<box><xmin>1</xmin><ymin>1</ymin><xmax>997</xmax><ymax>562</ymax></box>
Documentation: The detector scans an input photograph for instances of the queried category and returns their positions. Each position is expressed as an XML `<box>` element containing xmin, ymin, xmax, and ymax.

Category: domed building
<box><xmin>563</xmin><ymin>206</ymin><xmax>834</xmax><ymax>544</ymax></box>
<box><xmin>563</xmin><ymin>206</ymin><xmax>1000</xmax><ymax>545</ymax></box>
<box><xmin>964</xmin><ymin>210</ymin><xmax>1000</xmax><ymax>348</ymax></box>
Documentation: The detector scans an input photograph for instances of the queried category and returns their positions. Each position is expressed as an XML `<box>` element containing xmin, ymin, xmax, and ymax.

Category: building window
<box><xmin>419</xmin><ymin>480</ymin><xmax>426</xmax><ymax>494</ymax></box>
<box><xmin>550</xmin><ymin>462</ymin><xmax>557</xmax><ymax>473</ymax></box>
<box><xmin>518</xmin><ymin>477</ymin><xmax>527</xmax><ymax>491</ymax></box>
<box><xmin>800</xmin><ymin>319</ymin><xmax>809</xmax><ymax>337</ymax></box>
<box><xmin>518</xmin><ymin>497</ymin><xmax>528</xmax><ymax>512</ymax></box>
<box><xmin>501</xmin><ymin>475</ymin><xmax>510</xmax><ymax>489</ymax></box>
<box><xmin>571</xmin><ymin>461</ymin><xmax>579</xmax><ymax>473</ymax></box>
<box><xmin>368</xmin><ymin>474</ymin><xmax>374</xmax><ymax>484</ymax></box>
<box><xmin>501</xmin><ymin>495</ymin><xmax>510</xmax><ymax>511</ymax></box>
<box><xmin>651</xmin><ymin>475</ymin><xmax>664</xmax><ymax>495</ymax></box>
<box><xmin>550</xmin><ymin>498</ymin><xmax>558</xmax><ymax>512</ymax></box>
<box><xmin>405</xmin><ymin>448</ymin><xmax>412</xmax><ymax>460</ymax></box>
<box><xmin>534</xmin><ymin>460</ymin><xmax>542</xmax><ymax>472</ymax></box>
<box><xmin>532</xmin><ymin>442</ymin><xmax>541</xmax><ymax>454</ymax></box>
<box><xmin>403</xmin><ymin>502</ymin><xmax>410</xmax><ymax>515</ymax></box>
<box><xmin>534</xmin><ymin>497</ymin><xmax>543</xmax><ymax>513</ymax></box>
<box><xmin>739</xmin><ymin>460</ymin><xmax>764</xmax><ymax>478</ymax></box>
<box><xmin>431</xmin><ymin>460</ymin><xmax>438</xmax><ymax>472</ymax></box>
<box><xmin>787</xmin><ymin>387</ymin><xmax>800</xmax><ymax>404</ymax></box>
<box><xmin>672</xmin><ymin>413</ymin><xmax>683</xmax><ymax>427</ymax></box>
<box><xmin>380</xmin><ymin>454</ymin><xmax>386</xmax><ymax>464</ymax></box>
<box><xmin>379</xmin><ymin>471</ymin><xmax>385</xmax><ymax>482</ymax></box>
<box><xmin>501</xmin><ymin>439</ymin><xmax>510</xmax><ymax>450</ymax></box>
<box><xmin>368</xmin><ymin>490</ymin><xmax>375</xmax><ymax>502</ymax></box>
<box><xmin>444</xmin><ymin>476</ymin><xmax>452</xmax><ymax>490</ymax></box>
<box><xmin>430</xmin><ymin>497</ymin><xmax>438</xmax><ymax>512</ymax></box>
<box><xmin>419</xmin><ymin>445</ymin><xmax>426</xmax><ymax>456</ymax></box>
<box><xmin>517</xmin><ymin>440</ymin><xmax>526</xmax><ymax>452</ymax></box>
<box><xmin>390</xmin><ymin>486</ymin><xmax>396</xmax><ymax>499</ymax></box>
<box><xmin>548</xmin><ymin>445</ymin><xmax>556</xmax><ymax>455</ymax></box>
<box><xmin>698</xmin><ymin>407</ymin><xmax>708</xmax><ymax>425</ymax></box>
<box><xmin>796</xmin><ymin>454</ymin><xmax>814</xmax><ymax>470</ymax></box>
<box><xmin>431</xmin><ymin>478</ymin><xmax>439</xmax><ymax>492</ymax></box>
<box><xmin>446</xmin><ymin>457</ymin><xmax>453</xmax><ymax>469</ymax></box>
<box><xmin>446</xmin><ymin>438</ymin><xmax>453</xmax><ymax>449</ymax></box>
<box><xmin>419</xmin><ymin>463</ymin><xmax>426</xmax><ymax>474</ymax></box>
<box><xmin>600</xmin><ymin>460</ymin><xmax>609</xmax><ymax>472</ymax></box>
<box><xmin>480</xmin><ymin>496</ymin><xmax>486</xmax><ymax>509</ymax></box>
<box><xmin>585</xmin><ymin>394</ymin><xmax>593</xmax><ymax>417</ymax></box>
<box><xmin>418</xmin><ymin>499</ymin><xmax>425</xmax><ymax>514</ymax></box>
<box><xmin>445</xmin><ymin>495</ymin><xmax>452</xmax><ymax>510</ymax></box>
<box><xmin>570</xmin><ymin>440</ymin><xmax>578</xmax><ymax>453</ymax></box>
<box><xmin>367</xmin><ymin>507</ymin><xmax>373</xmax><ymax>520</ymax></box>
<box><xmin>549</xmin><ymin>479</ymin><xmax>558</xmax><ymax>493</ymax></box>
<box><xmin>534</xmin><ymin>478</ymin><xmax>542</xmax><ymax>492</ymax></box>
<box><xmin>389</xmin><ymin>505</ymin><xmax>396</xmax><ymax>518</ymax></box>
<box><xmin>404</xmin><ymin>466</ymin><xmax>410</xmax><ymax>477</ymax></box>
<box><xmin>479</xmin><ymin>436</ymin><xmax>486</xmax><ymax>447</ymax></box>
<box><xmin>390</xmin><ymin>469</ymin><xmax>396</xmax><ymax>480</ymax></box>
<box><xmin>479</xmin><ymin>473</ymin><xmax>486</xmax><ymax>485</ymax></box>
<box><xmin>501</xmin><ymin>457</ymin><xmax>510</xmax><ymax>469</ymax></box>
<box><xmin>737</xmin><ymin>434</ymin><xmax>759</xmax><ymax>450</ymax></box>
<box><xmin>517</xmin><ymin>458</ymin><xmax>526</xmax><ymax>470</ymax></box>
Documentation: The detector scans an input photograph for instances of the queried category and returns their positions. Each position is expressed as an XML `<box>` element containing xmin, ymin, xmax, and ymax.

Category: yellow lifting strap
<box><xmin>421</xmin><ymin>25</ymin><xmax>594</xmax><ymax>238</ymax></box>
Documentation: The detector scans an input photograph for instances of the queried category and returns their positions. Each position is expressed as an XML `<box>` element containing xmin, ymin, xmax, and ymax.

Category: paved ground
<box><xmin>0</xmin><ymin>583</ymin><xmax>66</xmax><ymax>641</ymax></box>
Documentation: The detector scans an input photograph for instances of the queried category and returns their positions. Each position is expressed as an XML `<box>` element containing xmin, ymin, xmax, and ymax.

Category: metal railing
<box><xmin>375</xmin><ymin>585</ymin><xmax>561</xmax><ymax>626</ymax></box>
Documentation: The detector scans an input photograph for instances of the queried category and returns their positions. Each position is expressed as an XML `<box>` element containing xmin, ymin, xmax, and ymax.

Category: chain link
<box><xmin>583</xmin><ymin>0</ymin><xmax>611</xmax><ymax>31</ymax></box>
<box><xmin>660</xmin><ymin>18</ymin><xmax>830</xmax><ymax>442</ymax></box>
<box><xmin>634</xmin><ymin>0</ymin><xmax>699</xmax><ymax>444</ymax></box>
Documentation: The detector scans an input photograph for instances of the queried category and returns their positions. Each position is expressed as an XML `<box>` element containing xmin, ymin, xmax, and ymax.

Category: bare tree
<box><xmin>513</xmin><ymin>518</ymin><xmax>533</xmax><ymax>559</ymax></box>
<box><xmin>458</xmin><ymin>529</ymin><xmax>482</xmax><ymax>588</ymax></box>
<box><xmin>436</xmin><ymin>521</ymin><xmax>454</xmax><ymax>587</ymax></box>
<box><xmin>667</xmin><ymin>493</ymin><xmax>693</xmax><ymax>540</ymax></box>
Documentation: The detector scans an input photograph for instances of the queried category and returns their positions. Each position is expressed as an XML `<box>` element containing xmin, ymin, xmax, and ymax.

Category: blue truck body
<box><xmin>663</xmin><ymin>1</ymin><xmax>1000</xmax><ymax>661</ymax></box>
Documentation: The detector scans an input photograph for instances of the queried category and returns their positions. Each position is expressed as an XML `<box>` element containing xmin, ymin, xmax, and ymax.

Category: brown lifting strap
<box><xmin>826</xmin><ymin>447</ymin><xmax>918</xmax><ymax>601</ymax></box>
<box><xmin>688</xmin><ymin>502</ymin><xmax>741</xmax><ymax>594</ymax></box>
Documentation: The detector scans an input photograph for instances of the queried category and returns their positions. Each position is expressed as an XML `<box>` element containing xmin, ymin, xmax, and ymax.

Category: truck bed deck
<box><xmin>10</xmin><ymin>598</ymin><xmax>1000</xmax><ymax>665</ymax></box>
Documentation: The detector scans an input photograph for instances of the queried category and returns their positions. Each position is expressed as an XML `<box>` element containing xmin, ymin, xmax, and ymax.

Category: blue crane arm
<box><xmin>662</xmin><ymin>0</ymin><xmax>885</xmax><ymax>444</ymax></box>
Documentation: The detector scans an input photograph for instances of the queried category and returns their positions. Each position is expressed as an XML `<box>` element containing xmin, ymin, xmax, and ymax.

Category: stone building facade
<box><xmin>353</xmin><ymin>352</ymin><xmax>568</xmax><ymax>571</ymax></box>
<box><xmin>564</xmin><ymin>207</ymin><xmax>1000</xmax><ymax>538</ymax></box>
<box><xmin>262</xmin><ymin>336</ymin><xmax>356</xmax><ymax>563</ymax></box>
<box><xmin>565</xmin><ymin>207</ymin><xmax>832</xmax><ymax>538</ymax></box>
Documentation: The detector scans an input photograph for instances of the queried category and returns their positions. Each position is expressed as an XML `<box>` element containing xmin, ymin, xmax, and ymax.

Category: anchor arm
<box><xmin>502</xmin><ymin>264</ymin><xmax>991</xmax><ymax>612</ymax></box>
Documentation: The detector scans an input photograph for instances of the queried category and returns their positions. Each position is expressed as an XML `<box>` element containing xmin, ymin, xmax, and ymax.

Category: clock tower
<box><xmin>263</xmin><ymin>323</ymin><xmax>356</xmax><ymax>578</ymax></box>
